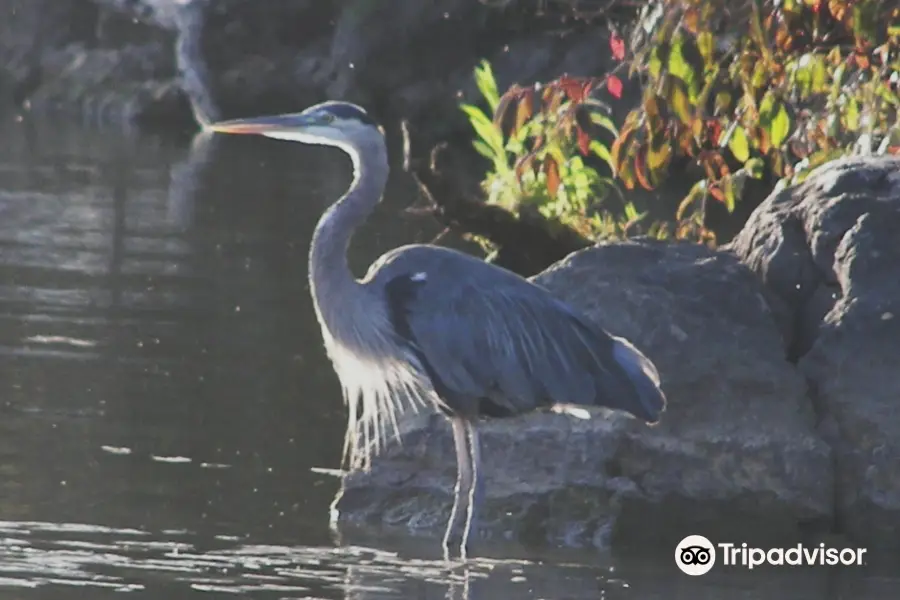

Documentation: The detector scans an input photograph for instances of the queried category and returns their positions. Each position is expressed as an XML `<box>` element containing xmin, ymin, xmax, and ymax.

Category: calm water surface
<box><xmin>0</xmin><ymin>113</ymin><xmax>896</xmax><ymax>599</ymax></box>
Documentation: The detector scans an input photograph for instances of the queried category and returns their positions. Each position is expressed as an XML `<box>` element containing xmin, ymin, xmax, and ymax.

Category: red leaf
<box><xmin>610</xmin><ymin>32</ymin><xmax>626</xmax><ymax>61</ymax></box>
<box><xmin>543</xmin><ymin>156</ymin><xmax>561</xmax><ymax>197</ymax></box>
<box><xmin>493</xmin><ymin>89</ymin><xmax>517</xmax><ymax>128</ymax></box>
<box><xmin>581</xmin><ymin>81</ymin><xmax>595</xmax><ymax>102</ymax></box>
<box><xmin>559</xmin><ymin>76</ymin><xmax>584</xmax><ymax>103</ymax></box>
<box><xmin>514</xmin><ymin>88</ymin><xmax>535</xmax><ymax>133</ymax></box>
<box><xmin>515</xmin><ymin>151</ymin><xmax>538</xmax><ymax>180</ymax></box>
<box><xmin>577</xmin><ymin>128</ymin><xmax>590</xmax><ymax>156</ymax></box>
<box><xmin>607</xmin><ymin>75</ymin><xmax>623</xmax><ymax>99</ymax></box>
<box><xmin>634</xmin><ymin>148</ymin><xmax>652</xmax><ymax>190</ymax></box>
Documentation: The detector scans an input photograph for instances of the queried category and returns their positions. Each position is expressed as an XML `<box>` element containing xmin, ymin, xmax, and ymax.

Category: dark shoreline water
<box><xmin>0</xmin><ymin>113</ymin><xmax>897</xmax><ymax>599</ymax></box>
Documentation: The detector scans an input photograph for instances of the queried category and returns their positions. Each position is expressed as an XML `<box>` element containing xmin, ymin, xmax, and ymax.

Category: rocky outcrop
<box><xmin>334</xmin><ymin>157</ymin><xmax>900</xmax><ymax>552</ymax></box>
<box><xmin>0</xmin><ymin>0</ymin><xmax>628</xmax><ymax>137</ymax></box>
<box><xmin>728</xmin><ymin>156</ymin><xmax>900</xmax><ymax>551</ymax></box>
<box><xmin>0</xmin><ymin>0</ymin><xmax>187</xmax><ymax>126</ymax></box>
<box><xmin>333</xmin><ymin>240</ymin><xmax>833</xmax><ymax>550</ymax></box>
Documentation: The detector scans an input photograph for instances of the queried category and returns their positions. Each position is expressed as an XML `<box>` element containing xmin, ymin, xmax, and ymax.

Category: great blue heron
<box><xmin>208</xmin><ymin>101</ymin><xmax>666</xmax><ymax>559</ymax></box>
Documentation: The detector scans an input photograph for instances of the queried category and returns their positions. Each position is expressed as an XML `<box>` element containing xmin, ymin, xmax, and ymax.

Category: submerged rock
<box><xmin>333</xmin><ymin>240</ymin><xmax>833</xmax><ymax>550</ymax></box>
<box><xmin>729</xmin><ymin>156</ymin><xmax>900</xmax><ymax>550</ymax></box>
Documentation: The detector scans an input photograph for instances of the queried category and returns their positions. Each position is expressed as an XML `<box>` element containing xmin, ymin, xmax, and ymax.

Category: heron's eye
<box><xmin>320</xmin><ymin>114</ymin><xmax>335</xmax><ymax>124</ymax></box>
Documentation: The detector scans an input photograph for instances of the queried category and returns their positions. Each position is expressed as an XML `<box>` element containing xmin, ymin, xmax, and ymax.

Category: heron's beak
<box><xmin>206</xmin><ymin>113</ymin><xmax>315</xmax><ymax>136</ymax></box>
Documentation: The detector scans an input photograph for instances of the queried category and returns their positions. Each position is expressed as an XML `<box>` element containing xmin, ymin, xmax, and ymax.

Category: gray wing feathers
<box><xmin>384</xmin><ymin>251</ymin><xmax>665</xmax><ymax>422</ymax></box>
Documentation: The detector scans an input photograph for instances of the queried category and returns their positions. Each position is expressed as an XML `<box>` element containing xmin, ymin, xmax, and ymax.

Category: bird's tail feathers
<box><xmin>609</xmin><ymin>335</ymin><xmax>666</xmax><ymax>423</ymax></box>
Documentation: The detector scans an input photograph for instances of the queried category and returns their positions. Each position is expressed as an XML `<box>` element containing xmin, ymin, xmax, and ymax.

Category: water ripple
<box><xmin>0</xmin><ymin>520</ymin><xmax>609</xmax><ymax>599</ymax></box>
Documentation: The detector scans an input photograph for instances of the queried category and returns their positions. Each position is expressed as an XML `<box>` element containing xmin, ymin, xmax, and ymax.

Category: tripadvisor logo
<box><xmin>675</xmin><ymin>535</ymin><xmax>867</xmax><ymax>575</ymax></box>
<box><xmin>675</xmin><ymin>535</ymin><xmax>716</xmax><ymax>576</ymax></box>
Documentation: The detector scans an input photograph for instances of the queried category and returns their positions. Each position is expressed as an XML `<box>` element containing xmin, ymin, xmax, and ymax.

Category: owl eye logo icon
<box><xmin>675</xmin><ymin>535</ymin><xmax>716</xmax><ymax>575</ymax></box>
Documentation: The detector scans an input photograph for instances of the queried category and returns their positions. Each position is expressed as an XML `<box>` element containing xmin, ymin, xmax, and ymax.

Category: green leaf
<box><xmin>714</xmin><ymin>91</ymin><xmax>732</xmax><ymax>115</ymax></box>
<box><xmin>546</xmin><ymin>143</ymin><xmax>568</xmax><ymax>170</ymax></box>
<box><xmin>810</xmin><ymin>55</ymin><xmax>827</xmax><ymax>93</ymax></box>
<box><xmin>588</xmin><ymin>110</ymin><xmax>618</xmax><ymax>136</ymax></box>
<box><xmin>791</xmin><ymin>53</ymin><xmax>828</xmax><ymax>98</ymax></box>
<box><xmin>728</xmin><ymin>124</ymin><xmax>750</xmax><ymax>162</ymax></box>
<box><xmin>759</xmin><ymin>92</ymin><xmax>776</xmax><ymax>123</ymax></box>
<box><xmin>623</xmin><ymin>201</ymin><xmax>638</xmax><ymax>221</ymax></box>
<box><xmin>722</xmin><ymin>170</ymin><xmax>747</xmax><ymax>213</ymax></box>
<box><xmin>745</xmin><ymin>158</ymin><xmax>765</xmax><ymax>179</ymax></box>
<box><xmin>677</xmin><ymin>180</ymin><xmax>707</xmax><ymax>220</ymax></box>
<box><xmin>792</xmin><ymin>55</ymin><xmax>812</xmax><ymax>95</ymax></box>
<box><xmin>844</xmin><ymin>97</ymin><xmax>860</xmax><ymax>131</ymax></box>
<box><xmin>770</xmin><ymin>105</ymin><xmax>791</xmax><ymax>148</ymax></box>
<box><xmin>721</xmin><ymin>176</ymin><xmax>736</xmax><ymax>213</ymax></box>
<box><xmin>751</xmin><ymin>60</ymin><xmax>768</xmax><ymax>90</ymax></box>
<box><xmin>572</xmin><ymin>169</ymin><xmax>590</xmax><ymax>190</ymax></box>
<box><xmin>472</xmin><ymin>139</ymin><xmax>495</xmax><ymax>160</ymax></box>
<box><xmin>759</xmin><ymin>93</ymin><xmax>792</xmax><ymax>149</ymax></box>
<box><xmin>668</xmin><ymin>34</ymin><xmax>700</xmax><ymax>100</ymax></box>
<box><xmin>697</xmin><ymin>31</ymin><xmax>714</xmax><ymax>63</ymax></box>
<box><xmin>590</xmin><ymin>140</ymin><xmax>615</xmax><ymax>172</ymax></box>
<box><xmin>695</xmin><ymin>64</ymin><xmax>719</xmax><ymax>117</ymax></box>
<box><xmin>877</xmin><ymin>81</ymin><xmax>900</xmax><ymax>106</ymax></box>
<box><xmin>617</xmin><ymin>155</ymin><xmax>636</xmax><ymax>190</ymax></box>
<box><xmin>670</xmin><ymin>77</ymin><xmax>693</xmax><ymax>125</ymax></box>
<box><xmin>460</xmin><ymin>104</ymin><xmax>505</xmax><ymax>156</ymax></box>
<box><xmin>473</xmin><ymin>60</ymin><xmax>501</xmax><ymax>113</ymax></box>
<box><xmin>647</xmin><ymin>138</ymin><xmax>672</xmax><ymax>171</ymax></box>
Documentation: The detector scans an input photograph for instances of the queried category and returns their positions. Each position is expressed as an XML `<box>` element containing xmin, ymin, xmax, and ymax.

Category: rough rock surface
<box><xmin>0</xmin><ymin>0</ymin><xmax>189</xmax><ymax>126</ymax></box>
<box><xmin>333</xmin><ymin>240</ymin><xmax>833</xmax><ymax>550</ymax></box>
<box><xmin>728</xmin><ymin>156</ymin><xmax>900</xmax><ymax>550</ymax></box>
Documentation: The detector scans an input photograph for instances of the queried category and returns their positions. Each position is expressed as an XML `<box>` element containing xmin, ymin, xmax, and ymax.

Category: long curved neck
<box><xmin>308</xmin><ymin>136</ymin><xmax>389</xmax><ymax>321</ymax></box>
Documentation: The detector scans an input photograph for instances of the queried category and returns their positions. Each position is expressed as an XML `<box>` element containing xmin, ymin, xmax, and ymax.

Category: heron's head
<box><xmin>207</xmin><ymin>101</ymin><xmax>383</xmax><ymax>150</ymax></box>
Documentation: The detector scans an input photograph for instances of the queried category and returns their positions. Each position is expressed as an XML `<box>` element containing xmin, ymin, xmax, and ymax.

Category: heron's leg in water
<box><xmin>460</xmin><ymin>421</ymin><xmax>482</xmax><ymax>558</ymax></box>
<box><xmin>442</xmin><ymin>416</ymin><xmax>473</xmax><ymax>560</ymax></box>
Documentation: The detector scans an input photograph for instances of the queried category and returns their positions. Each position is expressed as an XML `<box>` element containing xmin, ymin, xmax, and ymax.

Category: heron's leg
<box><xmin>460</xmin><ymin>421</ymin><xmax>482</xmax><ymax>559</ymax></box>
<box><xmin>442</xmin><ymin>416</ymin><xmax>473</xmax><ymax>560</ymax></box>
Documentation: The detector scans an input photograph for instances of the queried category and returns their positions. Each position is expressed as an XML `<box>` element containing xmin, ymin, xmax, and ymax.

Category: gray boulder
<box><xmin>728</xmin><ymin>156</ymin><xmax>900</xmax><ymax>550</ymax></box>
<box><xmin>333</xmin><ymin>240</ymin><xmax>833</xmax><ymax>550</ymax></box>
